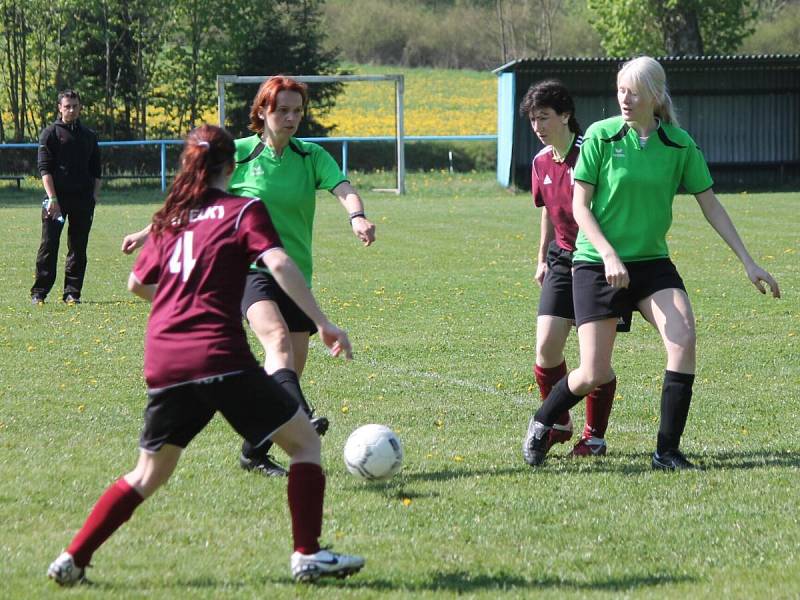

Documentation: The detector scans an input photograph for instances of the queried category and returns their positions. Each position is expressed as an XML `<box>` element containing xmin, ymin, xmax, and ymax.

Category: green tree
<box><xmin>587</xmin><ymin>0</ymin><xmax>759</xmax><ymax>56</ymax></box>
<box><xmin>221</xmin><ymin>0</ymin><xmax>343</xmax><ymax>137</ymax></box>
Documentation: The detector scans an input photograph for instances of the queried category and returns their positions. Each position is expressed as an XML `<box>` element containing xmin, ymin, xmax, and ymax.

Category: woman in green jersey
<box><xmin>123</xmin><ymin>77</ymin><xmax>376</xmax><ymax>476</ymax></box>
<box><xmin>523</xmin><ymin>56</ymin><xmax>780</xmax><ymax>471</ymax></box>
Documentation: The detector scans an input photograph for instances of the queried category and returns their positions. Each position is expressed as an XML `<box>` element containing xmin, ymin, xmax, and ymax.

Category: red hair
<box><xmin>248</xmin><ymin>76</ymin><xmax>308</xmax><ymax>134</ymax></box>
<box><xmin>151</xmin><ymin>125</ymin><xmax>234</xmax><ymax>236</ymax></box>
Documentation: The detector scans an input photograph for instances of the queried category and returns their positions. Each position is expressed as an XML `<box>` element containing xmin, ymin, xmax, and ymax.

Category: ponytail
<box><xmin>152</xmin><ymin>125</ymin><xmax>235</xmax><ymax>236</ymax></box>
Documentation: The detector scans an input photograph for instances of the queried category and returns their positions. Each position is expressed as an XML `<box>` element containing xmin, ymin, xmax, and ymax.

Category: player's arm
<box><xmin>127</xmin><ymin>272</ymin><xmax>156</xmax><ymax>302</ymax></box>
<box><xmin>122</xmin><ymin>223</ymin><xmax>152</xmax><ymax>254</ymax></box>
<box><xmin>572</xmin><ymin>180</ymin><xmax>628</xmax><ymax>288</ymax></box>
<box><xmin>694</xmin><ymin>188</ymin><xmax>780</xmax><ymax>298</ymax></box>
<box><xmin>535</xmin><ymin>208</ymin><xmax>555</xmax><ymax>286</ymax></box>
<box><xmin>260</xmin><ymin>248</ymin><xmax>353</xmax><ymax>359</ymax></box>
<box><xmin>38</xmin><ymin>128</ymin><xmax>62</xmax><ymax>220</ymax></box>
<box><xmin>332</xmin><ymin>181</ymin><xmax>375</xmax><ymax>246</ymax></box>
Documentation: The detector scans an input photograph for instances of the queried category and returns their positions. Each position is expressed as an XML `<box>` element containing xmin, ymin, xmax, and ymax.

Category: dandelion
<box><xmin>402</xmin><ymin>498</ymin><xmax>412</xmax><ymax>507</ymax></box>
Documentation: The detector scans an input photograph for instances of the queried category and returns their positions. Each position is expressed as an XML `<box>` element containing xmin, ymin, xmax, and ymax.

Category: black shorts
<box><xmin>240</xmin><ymin>270</ymin><xmax>317</xmax><ymax>334</ymax></box>
<box><xmin>139</xmin><ymin>369</ymin><xmax>300</xmax><ymax>452</ymax></box>
<box><xmin>572</xmin><ymin>258</ymin><xmax>686</xmax><ymax>330</ymax></box>
<box><xmin>538</xmin><ymin>241</ymin><xmax>575</xmax><ymax>320</ymax></box>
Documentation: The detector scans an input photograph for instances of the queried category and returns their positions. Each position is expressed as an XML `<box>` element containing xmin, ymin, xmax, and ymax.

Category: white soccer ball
<box><xmin>343</xmin><ymin>424</ymin><xmax>403</xmax><ymax>481</ymax></box>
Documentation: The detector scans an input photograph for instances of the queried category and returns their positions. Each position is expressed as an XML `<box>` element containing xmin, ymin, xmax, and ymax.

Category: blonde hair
<box><xmin>617</xmin><ymin>56</ymin><xmax>679</xmax><ymax>127</ymax></box>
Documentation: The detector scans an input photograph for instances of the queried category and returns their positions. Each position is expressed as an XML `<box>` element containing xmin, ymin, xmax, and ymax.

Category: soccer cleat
<box><xmin>310</xmin><ymin>416</ymin><xmax>329</xmax><ymax>437</ymax></box>
<box><xmin>31</xmin><ymin>295</ymin><xmax>45</xmax><ymax>305</ymax></box>
<box><xmin>522</xmin><ymin>417</ymin><xmax>551</xmax><ymax>467</ymax></box>
<box><xmin>651</xmin><ymin>449</ymin><xmax>695</xmax><ymax>471</ymax></box>
<box><xmin>47</xmin><ymin>552</ymin><xmax>86</xmax><ymax>586</ymax></box>
<box><xmin>546</xmin><ymin>414</ymin><xmax>573</xmax><ymax>450</ymax></box>
<box><xmin>570</xmin><ymin>436</ymin><xmax>607</xmax><ymax>457</ymax></box>
<box><xmin>63</xmin><ymin>294</ymin><xmax>81</xmax><ymax>305</ymax></box>
<box><xmin>239</xmin><ymin>453</ymin><xmax>288</xmax><ymax>477</ymax></box>
<box><xmin>291</xmin><ymin>548</ymin><xmax>365</xmax><ymax>582</ymax></box>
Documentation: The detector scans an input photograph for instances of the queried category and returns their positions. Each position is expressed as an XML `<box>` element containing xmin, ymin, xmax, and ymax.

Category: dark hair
<box><xmin>248</xmin><ymin>76</ymin><xmax>309</xmax><ymax>135</ymax></box>
<box><xmin>151</xmin><ymin>125</ymin><xmax>235</xmax><ymax>236</ymax></box>
<box><xmin>519</xmin><ymin>79</ymin><xmax>580</xmax><ymax>133</ymax></box>
<box><xmin>58</xmin><ymin>89</ymin><xmax>80</xmax><ymax>104</ymax></box>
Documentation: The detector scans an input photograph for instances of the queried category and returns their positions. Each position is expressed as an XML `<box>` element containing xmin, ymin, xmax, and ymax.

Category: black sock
<box><xmin>657</xmin><ymin>370</ymin><xmax>695</xmax><ymax>454</ymax></box>
<box><xmin>241</xmin><ymin>369</ymin><xmax>311</xmax><ymax>461</ymax></box>
<box><xmin>272</xmin><ymin>368</ymin><xmax>313</xmax><ymax>416</ymax></box>
<box><xmin>534</xmin><ymin>376</ymin><xmax>584</xmax><ymax>426</ymax></box>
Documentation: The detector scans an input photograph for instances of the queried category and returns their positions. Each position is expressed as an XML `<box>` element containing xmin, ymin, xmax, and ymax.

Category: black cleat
<box><xmin>239</xmin><ymin>453</ymin><xmax>288</xmax><ymax>477</ymax></box>
<box><xmin>310</xmin><ymin>416</ymin><xmax>329</xmax><ymax>437</ymax></box>
<box><xmin>31</xmin><ymin>295</ymin><xmax>45</xmax><ymax>305</ymax></box>
<box><xmin>652</xmin><ymin>449</ymin><xmax>695</xmax><ymax>471</ymax></box>
<box><xmin>63</xmin><ymin>294</ymin><xmax>81</xmax><ymax>305</ymax></box>
<box><xmin>523</xmin><ymin>417</ymin><xmax>551</xmax><ymax>467</ymax></box>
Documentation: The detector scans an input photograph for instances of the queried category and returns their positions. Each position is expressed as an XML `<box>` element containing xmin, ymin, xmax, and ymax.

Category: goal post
<box><xmin>216</xmin><ymin>74</ymin><xmax>406</xmax><ymax>194</ymax></box>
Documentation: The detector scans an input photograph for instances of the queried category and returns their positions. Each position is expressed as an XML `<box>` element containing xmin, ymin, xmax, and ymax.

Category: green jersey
<box><xmin>573</xmin><ymin>116</ymin><xmax>713</xmax><ymax>263</ymax></box>
<box><xmin>228</xmin><ymin>135</ymin><xmax>348</xmax><ymax>286</ymax></box>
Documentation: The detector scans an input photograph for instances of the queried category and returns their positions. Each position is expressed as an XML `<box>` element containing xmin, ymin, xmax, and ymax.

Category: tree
<box><xmin>221</xmin><ymin>0</ymin><xmax>343</xmax><ymax>137</ymax></box>
<box><xmin>587</xmin><ymin>0</ymin><xmax>759</xmax><ymax>56</ymax></box>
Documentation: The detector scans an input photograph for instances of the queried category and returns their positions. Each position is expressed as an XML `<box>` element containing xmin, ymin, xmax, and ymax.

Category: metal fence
<box><xmin>1</xmin><ymin>135</ymin><xmax>497</xmax><ymax>192</ymax></box>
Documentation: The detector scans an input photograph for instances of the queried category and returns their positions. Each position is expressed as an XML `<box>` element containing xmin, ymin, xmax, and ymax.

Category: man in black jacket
<box><xmin>32</xmin><ymin>89</ymin><xmax>101</xmax><ymax>305</ymax></box>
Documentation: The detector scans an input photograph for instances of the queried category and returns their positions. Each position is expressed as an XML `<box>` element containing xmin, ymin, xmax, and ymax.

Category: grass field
<box><xmin>1</xmin><ymin>175</ymin><xmax>798</xmax><ymax>599</ymax></box>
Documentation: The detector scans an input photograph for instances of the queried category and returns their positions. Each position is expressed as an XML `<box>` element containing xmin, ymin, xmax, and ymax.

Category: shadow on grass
<box><xmin>250</xmin><ymin>569</ymin><xmax>697</xmax><ymax>594</ymax></box>
<box><xmin>374</xmin><ymin>449</ymin><xmax>800</xmax><ymax>485</ymax></box>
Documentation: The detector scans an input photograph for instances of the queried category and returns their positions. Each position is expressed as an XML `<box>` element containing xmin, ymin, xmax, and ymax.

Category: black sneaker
<box><xmin>239</xmin><ymin>453</ymin><xmax>288</xmax><ymax>477</ymax></box>
<box><xmin>522</xmin><ymin>417</ymin><xmax>551</xmax><ymax>467</ymax></box>
<box><xmin>63</xmin><ymin>294</ymin><xmax>81</xmax><ymax>305</ymax></box>
<box><xmin>310</xmin><ymin>416</ymin><xmax>329</xmax><ymax>436</ymax></box>
<box><xmin>652</xmin><ymin>449</ymin><xmax>695</xmax><ymax>471</ymax></box>
<box><xmin>31</xmin><ymin>295</ymin><xmax>45</xmax><ymax>305</ymax></box>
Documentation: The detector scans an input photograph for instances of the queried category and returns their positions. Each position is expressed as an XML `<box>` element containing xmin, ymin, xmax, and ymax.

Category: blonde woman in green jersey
<box><xmin>523</xmin><ymin>56</ymin><xmax>780</xmax><ymax>471</ymax></box>
<box><xmin>122</xmin><ymin>77</ymin><xmax>376</xmax><ymax>476</ymax></box>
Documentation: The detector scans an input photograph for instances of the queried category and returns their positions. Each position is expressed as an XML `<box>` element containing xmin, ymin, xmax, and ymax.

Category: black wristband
<box><xmin>349</xmin><ymin>210</ymin><xmax>366</xmax><ymax>223</ymax></box>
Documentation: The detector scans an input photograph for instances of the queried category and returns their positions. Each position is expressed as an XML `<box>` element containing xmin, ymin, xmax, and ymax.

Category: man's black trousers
<box><xmin>31</xmin><ymin>194</ymin><xmax>95</xmax><ymax>301</ymax></box>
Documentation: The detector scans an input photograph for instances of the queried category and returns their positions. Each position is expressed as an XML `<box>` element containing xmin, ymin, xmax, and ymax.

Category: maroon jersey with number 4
<box><xmin>531</xmin><ymin>134</ymin><xmax>583</xmax><ymax>252</ymax></box>
<box><xmin>133</xmin><ymin>189</ymin><xmax>283</xmax><ymax>390</ymax></box>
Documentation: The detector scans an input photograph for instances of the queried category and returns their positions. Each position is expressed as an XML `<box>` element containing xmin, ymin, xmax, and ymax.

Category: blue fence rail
<box><xmin>0</xmin><ymin>135</ymin><xmax>496</xmax><ymax>191</ymax></box>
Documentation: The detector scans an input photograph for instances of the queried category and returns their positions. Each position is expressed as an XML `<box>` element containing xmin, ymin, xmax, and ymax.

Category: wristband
<box><xmin>349</xmin><ymin>210</ymin><xmax>366</xmax><ymax>223</ymax></box>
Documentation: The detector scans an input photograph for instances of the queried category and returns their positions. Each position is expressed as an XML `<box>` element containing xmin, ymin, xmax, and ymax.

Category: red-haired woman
<box><xmin>49</xmin><ymin>125</ymin><xmax>365</xmax><ymax>586</ymax></box>
<box><xmin>123</xmin><ymin>76</ymin><xmax>376</xmax><ymax>476</ymax></box>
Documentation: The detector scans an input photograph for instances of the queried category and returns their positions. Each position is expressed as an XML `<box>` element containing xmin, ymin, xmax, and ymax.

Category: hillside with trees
<box><xmin>1</xmin><ymin>0</ymin><xmax>798</xmax><ymax>143</ymax></box>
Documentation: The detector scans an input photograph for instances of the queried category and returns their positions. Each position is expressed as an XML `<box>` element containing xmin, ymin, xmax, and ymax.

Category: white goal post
<box><xmin>216</xmin><ymin>74</ymin><xmax>406</xmax><ymax>194</ymax></box>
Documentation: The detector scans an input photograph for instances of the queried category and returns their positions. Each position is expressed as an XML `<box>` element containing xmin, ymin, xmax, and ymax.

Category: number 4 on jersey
<box><xmin>169</xmin><ymin>231</ymin><xmax>197</xmax><ymax>282</ymax></box>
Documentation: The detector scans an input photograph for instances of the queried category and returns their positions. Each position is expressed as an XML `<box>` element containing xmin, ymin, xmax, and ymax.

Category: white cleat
<box><xmin>291</xmin><ymin>548</ymin><xmax>365</xmax><ymax>582</ymax></box>
<box><xmin>47</xmin><ymin>552</ymin><xmax>86</xmax><ymax>586</ymax></box>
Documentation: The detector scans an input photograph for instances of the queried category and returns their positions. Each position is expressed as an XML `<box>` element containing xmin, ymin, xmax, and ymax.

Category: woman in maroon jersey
<box><xmin>47</xmin><ymin>125</ymin><xmax>364</xmax><ymax>586</ymax></box>
<box><xmin>520</xmin><ymin>80</ymin><xmax>617</xmax><ymax>459</ymax></box>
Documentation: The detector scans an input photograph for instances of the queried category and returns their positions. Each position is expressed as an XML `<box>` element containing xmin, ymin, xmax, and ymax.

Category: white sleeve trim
<box><xmin>234</xmin><ymin>197</ymin><xmax>263</xmax><ymax>232</ymax></box>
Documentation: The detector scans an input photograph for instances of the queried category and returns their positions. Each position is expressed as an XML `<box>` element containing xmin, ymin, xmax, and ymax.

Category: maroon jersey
<box><xmin>133</xmin><ymin>189</ymin><xmax>283</xmax><ymax>390</ymax></box>
<box><xmin>531</xmin><ymin>134</ymin><xmax>583</xmax><ymax>252</ymax></box>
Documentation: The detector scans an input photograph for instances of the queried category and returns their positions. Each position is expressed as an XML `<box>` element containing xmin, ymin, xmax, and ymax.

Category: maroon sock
<box><xmin>534</xmin><ymin>361</ymin><xmax>570</xmax><ymax>426</ymax></box>
<box><xmin>67</xmin><ymin>478</ymin><xmax>144</xmax><ymax>568</ymax></box>
<box><xmin>584</xmin><ymin>378</ymin><xmax>617</xmax><ymax>439</ymax></box>
<box><xmin>288</xmin><ymin>462</ymin><xmax>325</xmax><ymax>555</ymax></box>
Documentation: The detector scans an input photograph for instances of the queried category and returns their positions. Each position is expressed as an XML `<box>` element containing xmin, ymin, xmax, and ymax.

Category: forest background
<box><xmin>0</xmin><ymin>0</ymin><xmax>798</xmax><ymax>146</ymax></box>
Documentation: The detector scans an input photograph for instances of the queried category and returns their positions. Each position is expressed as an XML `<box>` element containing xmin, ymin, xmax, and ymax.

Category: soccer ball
<box><xmin>343</xmin><ymin>424</ymin><xmax>403</xmax><ymax>481</ymax></box>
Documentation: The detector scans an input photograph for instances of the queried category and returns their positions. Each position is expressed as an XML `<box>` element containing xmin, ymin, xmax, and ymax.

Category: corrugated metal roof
<box><xmin>492</xmin><ymin>54</ymin><xmax>800</xmax><ymax>74</ymax></box>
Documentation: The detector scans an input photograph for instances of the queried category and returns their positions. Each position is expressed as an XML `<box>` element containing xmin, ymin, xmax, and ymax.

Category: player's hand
<box><xmin>351</xmin><ymin>216</ymin><xmax>376</xmax><ymax>247</ymax></box>
<box><xmin>46</xmin><ymin>199</ymin><xmax>62</xmax><ymax>221</ymax></box>
<box><xmin>121</xmin><ymin>230</ymin><xmax>148</xmax><ymax>254</ymax></box>
<box><xmin>602</xmin><ymin>252</ymin><xmax>629</xmax><ymax>288</ymax></box>
<box><xmin>746</xmin><ymin>263</ymin><xmax>781</xmax><ymax>298</ymax></box>
<box><xmin>318</xmin><ymin>322</ymin><xmax>353</xmax><ymax>360</ymax></box>
<box><xmin>535</xmin><ymin>262</ymin><xmax>547</xmax><ymax>287</ymax></box>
